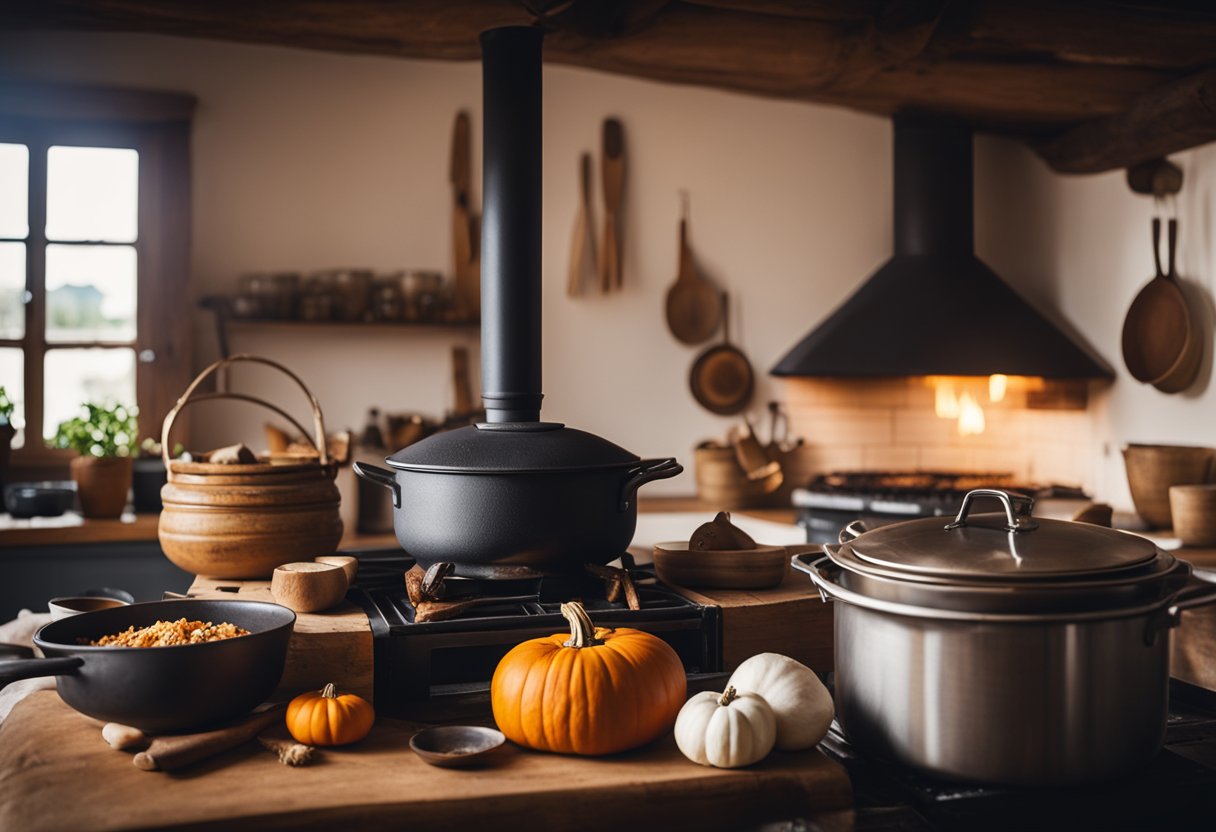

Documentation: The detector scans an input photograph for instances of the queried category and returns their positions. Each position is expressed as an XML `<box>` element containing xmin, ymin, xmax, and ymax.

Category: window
<box><xmin>0</xmin><ymin>83</ymin><xmax>195</xmax><ymax>462</ymax></box>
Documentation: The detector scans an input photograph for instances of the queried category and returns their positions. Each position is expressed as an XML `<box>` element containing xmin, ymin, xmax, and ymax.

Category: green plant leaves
<box><xmin>49</xmin><ymin>401</ymin><xmax>138</xmax><ymax>458</ymax></box>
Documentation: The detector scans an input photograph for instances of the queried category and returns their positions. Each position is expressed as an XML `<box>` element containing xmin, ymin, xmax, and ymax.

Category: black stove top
<box><xmin>346</xmin><ymin>551</ymin><xmax>721</xmax><ymax>708</ymax></box>
<box><xmin>823</xmin><ymin>678</ymin><xmax>1216</xmax><ymax>831</ymax></box>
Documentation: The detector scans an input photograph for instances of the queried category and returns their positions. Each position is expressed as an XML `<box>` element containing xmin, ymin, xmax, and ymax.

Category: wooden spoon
<box><xmin>599</xmin><ymin>118</ymin><xmax>625</xmax><ymax>292</ymax></box>
<box><xmin>567</xmin><ymin>152</ymin><xmax>597</xmax><ymax>297</ymax></box>
<box><xmin>450</xmin><ymin>110</ymin><xmax>479</xmax><ymax>319</ymax></box>
<box><xmin>665</xmin><ymin>194</ymin><xmax>721</xmax><ymax>344</ymax></box>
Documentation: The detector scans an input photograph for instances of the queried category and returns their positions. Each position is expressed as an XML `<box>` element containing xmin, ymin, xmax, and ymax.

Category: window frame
<box><xmin>0</xmin><ymin>82</ymin><xmax>194</xmax><ymax>467</ymax></box>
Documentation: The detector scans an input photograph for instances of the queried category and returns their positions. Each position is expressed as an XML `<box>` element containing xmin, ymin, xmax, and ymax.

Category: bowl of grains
<box><xmin>0</xmin><ymin>600</ymin><xmax>296</xmax><ymax>733</ymax></box>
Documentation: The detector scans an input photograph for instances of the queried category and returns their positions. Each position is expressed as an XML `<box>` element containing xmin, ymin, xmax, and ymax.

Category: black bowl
<box><xmin>4</xmin><ymin>481</ymin><xmax>76</xmax><ymax>518</ymax></box>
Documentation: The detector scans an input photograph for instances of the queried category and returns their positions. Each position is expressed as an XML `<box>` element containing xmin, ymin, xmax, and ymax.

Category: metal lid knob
<box><xmin>944</xmin><ymin>489</ymin><xmax>1039</xmax><ymax>533</ymax></box>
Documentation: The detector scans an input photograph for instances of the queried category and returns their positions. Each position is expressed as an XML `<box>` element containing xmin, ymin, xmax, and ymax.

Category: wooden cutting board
<box><xmin>0</xmin><ymin>692</ymin><xmax>852</xmax><ymax>832</ymax></box>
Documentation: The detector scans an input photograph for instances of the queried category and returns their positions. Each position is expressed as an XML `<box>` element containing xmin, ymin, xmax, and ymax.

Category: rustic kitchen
<box><xmin>1</xmin><ymin>2</ymin><xmax>1215</xmax><ymax>830</ymax></box>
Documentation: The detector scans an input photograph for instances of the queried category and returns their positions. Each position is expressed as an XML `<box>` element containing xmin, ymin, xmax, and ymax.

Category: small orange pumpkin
<box><xmin>491</xmin><ymin>601</ymin><xmax>687</xmax><ymax>755</ymax></box>
<box><xmin>286</xmin><ymin>683</ymin><xmax>375</xmax><ymax>746</ymax></box>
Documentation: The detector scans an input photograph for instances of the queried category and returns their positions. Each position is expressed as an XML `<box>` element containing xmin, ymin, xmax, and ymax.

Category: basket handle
<box><xmin>161</xmin><ymin>354</ymin><xmax>329</xmax><ymax>468</ymax></box>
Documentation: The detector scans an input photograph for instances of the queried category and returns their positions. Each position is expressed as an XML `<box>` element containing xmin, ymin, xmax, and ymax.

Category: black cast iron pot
<box><xmin>354</xmin><ymin>422</ymin><xmax>681</xmax><ymax>577</ymax></box>
<box><xmin>0</xmin><ymin>599</ymin><xmax>295</xmax><ymax>733</ymax></box>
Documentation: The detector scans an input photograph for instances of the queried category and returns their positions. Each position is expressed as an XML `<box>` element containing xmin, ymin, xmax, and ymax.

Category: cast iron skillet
<box><xmin>0</xmin><ymin>600</ymin><xmax>295</xmax><ymax>733</ymax></box>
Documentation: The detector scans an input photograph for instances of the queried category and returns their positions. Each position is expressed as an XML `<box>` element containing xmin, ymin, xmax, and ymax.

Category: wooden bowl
<box><xmin>410</xmin><ymin>726</ymin><xmax>507</xmax><ymax>768</ymax></box>
<box><xmin>1170</xmin><ymin>485</ymin><xmax>1216</xmax><ymax>547</ymax></box>
<box><xmin>652</xmin><ymin>541</ymin><xmax>788</xmax><ymax>590</ymax></box>
<box><xmin>270</xmin><ymin>562</ymin><xmax>348</xmax><ymax>613</ymax></box>
<box><xmin>1123</xmin><ymin>444</ymin><xmax>1216</xmax><ymax>529</ymax></box>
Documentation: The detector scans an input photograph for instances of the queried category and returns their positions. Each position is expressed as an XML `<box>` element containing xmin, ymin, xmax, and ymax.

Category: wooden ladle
<box><xmin>1121</xmin><ymin>218</ymin><xmax>1198</xmax><ymax>391</ymax></box>
<box><xmin>665</xmin><ymin>194</ymin><xmax>720</xmax><ymax>344</ymax></box>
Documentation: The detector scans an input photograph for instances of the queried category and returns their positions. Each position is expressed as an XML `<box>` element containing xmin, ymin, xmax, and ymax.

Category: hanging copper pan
<box><xmin>689</xmin><ymin>291</ymin><xmax>754</xmax><ymax>415</ymax></box>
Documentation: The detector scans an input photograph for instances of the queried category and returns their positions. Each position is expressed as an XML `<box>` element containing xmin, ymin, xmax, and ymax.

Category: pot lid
<box><xmin>844</xmin><ymin>490</ymin><xmax>1159</xmax><ymax>581</ymax></box>
<box><xmin>384</xmin><ymin>422</ymin><xmax>642</xmax><ymax>473</ymax></box>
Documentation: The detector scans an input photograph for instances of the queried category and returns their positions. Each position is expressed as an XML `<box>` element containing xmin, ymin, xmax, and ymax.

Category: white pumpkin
<box><xmin>674</xmin><ymin>685</ymin><xmax>776</xmax><ymax>768</ymax></box>
<box><xmin>727</xmin><ymin>653</ymin><xmax>833</xmax><ymax>751</ymax></box>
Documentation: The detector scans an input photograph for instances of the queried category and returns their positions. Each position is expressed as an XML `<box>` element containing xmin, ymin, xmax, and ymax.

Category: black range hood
<box><xmin>772</xmin><ymin>120</ymin><xmax>1114</xmax><ymax>380</ymax></box>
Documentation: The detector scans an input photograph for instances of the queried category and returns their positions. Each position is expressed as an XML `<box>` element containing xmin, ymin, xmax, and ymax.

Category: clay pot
<box><xmin>157</xmin><ymin>355</ymin><xmax>344</xmax><ymax>579</ymax></box>
<box><xmin>159</xmin><ymin>460</ymin><xmax>343</xmax><ymax>578</ymax></box>
<box><xmin>70</xmin><ymin>455</ymin><xmax>134</xmax><ymax>519</ymax></box>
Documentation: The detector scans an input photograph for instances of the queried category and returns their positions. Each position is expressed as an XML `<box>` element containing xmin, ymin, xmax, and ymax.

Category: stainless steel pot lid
<box><xmin>384</xmin><ymin>422</ymin><xmax>642</xmax><ymax>473</ymax></box>
<box><xmin>843</xmin><ymin>489</ymin><xmax>1160</xmax><ymax>582</ymax></box>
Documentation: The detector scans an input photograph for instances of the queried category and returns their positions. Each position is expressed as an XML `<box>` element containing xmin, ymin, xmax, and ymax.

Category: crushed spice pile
<box><xmin>90</xmin><ymin>618</ymin><xmax>250</xmax><ymax>647</ymax></box>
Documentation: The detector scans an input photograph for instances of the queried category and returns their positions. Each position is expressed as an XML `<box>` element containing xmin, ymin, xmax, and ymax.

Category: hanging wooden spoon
<box><xmin>567</xmin><ymin>152</ymin><xmax>597</xmax><ymax>297</ymax></box>
<box><xmin>665</xmin><ymin>193</ymin><xmax>721</xmax><ymax>344</ymax></box>
<box><xmin>599</xmin><ymin>118</ymin><xmax>625</xmax><ymax>292</ymax></box>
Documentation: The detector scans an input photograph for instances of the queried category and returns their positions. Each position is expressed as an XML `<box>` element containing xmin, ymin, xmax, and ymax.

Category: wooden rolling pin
<box><xmin>133</xmin><ymin>705</ymin><xmax>287</xmax><ymax>771</ymax></box>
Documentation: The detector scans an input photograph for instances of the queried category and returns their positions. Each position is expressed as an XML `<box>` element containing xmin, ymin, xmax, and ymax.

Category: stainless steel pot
<box><xmin>792</xmin><ymin>489</ymin><xmax>1216</xmax><ymax>786</ymax></box>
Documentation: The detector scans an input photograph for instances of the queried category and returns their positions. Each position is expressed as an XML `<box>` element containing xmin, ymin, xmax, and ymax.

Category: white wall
<box><xmin>2</xmin><ymin>32</ymin><xmax>1213</xmax><ymax>507</ymax></box>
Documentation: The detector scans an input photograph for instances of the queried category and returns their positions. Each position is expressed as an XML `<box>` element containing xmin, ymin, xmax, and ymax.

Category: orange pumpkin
<box><xmin>491</xmin><ymin>600</ymin><xmax>687</xmax><ymax>755</ymax></box>
<box><xmin>286</xmin><ymin>683</ymin><xmax>375</xmax><ymax>746</ymax></box>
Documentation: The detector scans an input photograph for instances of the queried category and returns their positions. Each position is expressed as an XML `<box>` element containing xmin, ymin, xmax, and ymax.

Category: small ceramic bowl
<box><xmin>48</xmin><ymin>595</ymin><xmax>131</xmax><ymax>621</ymax></box>
<box><xmin>409</xmin><ymin>725</ymin><xmax>507</xmax><ymax>768</ymax></box>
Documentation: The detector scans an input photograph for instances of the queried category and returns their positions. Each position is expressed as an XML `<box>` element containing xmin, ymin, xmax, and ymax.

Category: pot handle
<box><xmin>0</xmin><ymin>656</ymin><xmax>83</xmax><ymax>687</ymax></box>
<box><xmin>1144</xmin><ymin>576</ymin><xmax>1216</xmax><ymax>645</ymax></box>
<box><xmin>945</xmin><ymin>489</ymin><xmax>1039</xmax><ymax>533</ymax></box>
<box><xmin>839</xmin><ymin>520</ymin><xmax>868</xmax><ymax>544</ymax></box>
<box><xmin>353</xmin><ymin>461</ymin><xmax>401</xmax><ymax>509</ymax></box>
<box><xmin>161</xmin><ymin>354</ymin><xmax>330</xmax><ymax>470</ymax></box>
<box><xmin>791</xmin><ymin>550</ymin><xmax>843</xmax><ymax>604</ymax></box>
<box><xmin>620</xmin><ymin>458</ymin><xmax>683</xmax><ymax>511</ymax></box>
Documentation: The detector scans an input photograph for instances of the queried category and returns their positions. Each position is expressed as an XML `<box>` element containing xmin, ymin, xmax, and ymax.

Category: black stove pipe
<box><xmin>893</xmin><ymin>120</ymin><xmax>973</xmax><ymax>257</ymax></box>
<box><xmin>479</xmin><ymin>27</ymin><xmax>544</xmax><ymax>424</ymax></box>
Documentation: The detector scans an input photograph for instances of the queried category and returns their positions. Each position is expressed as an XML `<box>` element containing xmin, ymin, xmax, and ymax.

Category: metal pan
<box><xmin>689</xmin><ymin>291</ymin><xmax>754</xmax><ymax>415</ymax></box>
<box><xmin>0</xmin><ymin>600</ymin><xmax>295</xmax><ymax>733</ymax></box>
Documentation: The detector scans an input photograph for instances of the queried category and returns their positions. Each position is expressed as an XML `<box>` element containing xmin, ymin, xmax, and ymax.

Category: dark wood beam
<box><xmin>1035</xmin><ymin>68</ymin><xmax>1216</xmax><ymax>173</ymax></box>
<box><xmin>0</xmin><ymin>0</ymin><xmax>1204</xmax><ymax>137</ymax></box>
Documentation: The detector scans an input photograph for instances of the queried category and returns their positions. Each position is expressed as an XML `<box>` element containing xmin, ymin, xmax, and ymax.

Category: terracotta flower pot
<box><xmin>71</xmin><ymin>455</ymin><xmax>134</xmax><ymax>519</ymax></box>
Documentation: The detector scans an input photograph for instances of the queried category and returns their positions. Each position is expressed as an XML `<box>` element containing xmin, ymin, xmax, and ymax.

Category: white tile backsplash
<box><xmin>782</xmin><ymin>378</ymin><xmax>1095</xmax><ymax>491</ymax></box>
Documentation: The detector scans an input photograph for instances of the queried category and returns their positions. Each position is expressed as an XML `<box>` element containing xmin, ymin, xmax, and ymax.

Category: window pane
<box><xmin>46</xmin><ymin>244</ymin><xmax>136</xmax><ymax>342</ymax></box>
<box><xmin>0</xmin><ymin>144</ymin><xmax>29</xmax><ymax>238</ymax></box>
<box><xmin>46</xmin><ymin>146</ymin><xmax>138</xmax><ymax>243</ymax></box>
<box><xmin>0</xmin><ymin>347</ymin><xmax>24</xmax><ymax>450</ymax></box>
<box><xmin>44</xmin><ymin>347</ymin><xmax>136</xmax><ymax>441</ymax></box>
<box><xmin>0</xmin><ymin>243</ymin><xmax>25</xmax><ymax>339</ymax></box>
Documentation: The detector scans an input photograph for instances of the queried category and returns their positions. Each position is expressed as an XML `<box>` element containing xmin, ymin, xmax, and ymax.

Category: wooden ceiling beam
<box><xmin>966</xmin><ymin>0</ymin><xmax>1216</xmax><ymax>71</ymax></box>
<box><xmin>1035</xmin><ymin>67</ymin><xmax>1216</xmax><ymax>173</ymax></box>
<box><xmin>0</xmin><ymin>0</ymin><xmax>1210</xmax><ymax>142</ymax></box>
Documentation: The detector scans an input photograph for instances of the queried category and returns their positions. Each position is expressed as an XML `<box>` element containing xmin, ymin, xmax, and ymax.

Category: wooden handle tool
<box><xmin>568</xmin><ymin>152</ymin><xmax>597</xmax><ymax>296</ymax></box>
<box><xmin>133</xmin><ymin>704</ymin><xmax>286</xmax><ymax>772</ymax></box>
<box><xmin>599</xmin><ymin>118</ymin><xmax>625</xmax><ymax>292</ymax></box>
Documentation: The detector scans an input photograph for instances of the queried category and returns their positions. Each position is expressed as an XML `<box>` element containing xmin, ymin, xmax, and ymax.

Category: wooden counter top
<box><xmin>0</xmin><ymin>512</ymin><xmax>160</xmax><ymax>547</ymax></box>
<box><xmin>0</xmin><ymin>495</ymin><xmax>793</xmax><ymax>549</ymax></box>
<box><xmin>0</xmin><ymin>692</ymin><xmax>853</xmax><ymax>832</ymax></box>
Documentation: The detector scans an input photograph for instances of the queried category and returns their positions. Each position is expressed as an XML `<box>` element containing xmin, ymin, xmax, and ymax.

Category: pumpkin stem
<box><xmin>321</xmin><ymin>683</ymin><xmax>337</xmax><ymax>699</ymax></box>
<box><xmin>560</xmin><ymin>602</ymin><xmax>603</xmax><ymax>648</ymax></box>
<box><xmin>718</xmin><ymin>685</ymin><xmax>738</xmax><ymax>707</ymax></box>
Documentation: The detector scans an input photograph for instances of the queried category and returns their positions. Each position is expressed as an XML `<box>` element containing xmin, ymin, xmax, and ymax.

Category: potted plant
<box><xmin>49</xmin><ymin>402</ymin><xmax>138</xmax><ymax>519</ymax></box>
<box><xmin>0</xmin><ymin>386</ymin><xmax>14</xmax><ymax>482</ymax></box>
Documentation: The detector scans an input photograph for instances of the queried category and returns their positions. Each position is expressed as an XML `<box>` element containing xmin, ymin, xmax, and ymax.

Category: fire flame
<box><xmin>928</xmin><ymin>376</ymin><xmax>1018</xmax><ymax>437</ymax></box>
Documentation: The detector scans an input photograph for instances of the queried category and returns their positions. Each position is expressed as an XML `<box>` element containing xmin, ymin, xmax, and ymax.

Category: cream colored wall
<box><xmin>2</xmin><ymin>32</ymin><xmax>1213</xmax><ymax>508</ymax></box>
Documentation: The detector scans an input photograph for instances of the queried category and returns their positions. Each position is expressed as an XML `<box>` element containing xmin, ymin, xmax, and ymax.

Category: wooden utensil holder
<box><xmin>693</xmin><ymin>443</ymin><xmax>784</xmax><ymax>509</ymax></box>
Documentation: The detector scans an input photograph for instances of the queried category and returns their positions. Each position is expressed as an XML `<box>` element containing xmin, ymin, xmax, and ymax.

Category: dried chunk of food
<box><xmin>90</xmin><ymin>618</ymin><xmax>250</xmax><ymax>647</ymax></box>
